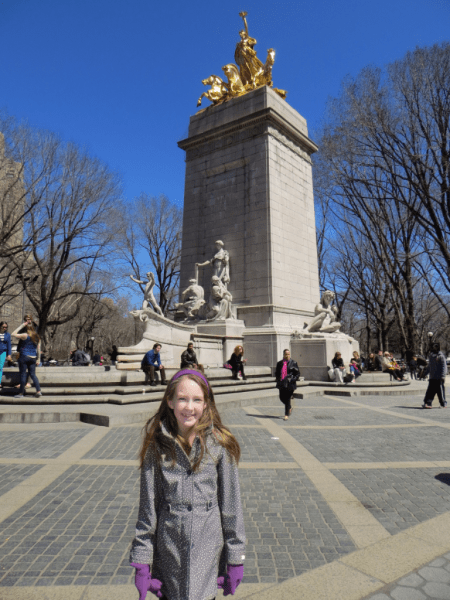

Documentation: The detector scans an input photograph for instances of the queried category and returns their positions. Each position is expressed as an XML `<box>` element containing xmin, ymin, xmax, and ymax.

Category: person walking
<box><xmin>226</xmin><ymin>345</ymin><xmax>247</xmax><ymax>381</ymax></box>
<box><xmin>129</xmin><ymin>369</ymin><xmax>246</xmax><ymax>600</ymax></box>
<box><xmin>409</xmin><ymin>356</ymin><xmax>418</xmax><ymax>380</ymax></box>
<box><xmin>142</xmin><ymin>343</ymin><xmax>168</xmax><ymax>386</ymax></box>
<box><xmin>422</xmin><ymin>342</ymin><xmax>447</xmax><ymax>408</ymax></box>
<box><xmin>11</xmin><ymin>321</ymin><xmax>42</xmax><ymax>398</ymax></box>
<box><xmin>275</xmin><ymin>349</ymin><xmax>300</xmax><ymax>420</ymax></box>
<box><xmin>0</xmin><ymin>322</ymin><xmax>12</xmax><ymax>391</ymax></box>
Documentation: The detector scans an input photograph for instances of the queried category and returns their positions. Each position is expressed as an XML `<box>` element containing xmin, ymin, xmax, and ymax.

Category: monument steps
<box><xmin>0</xmin><ymin>366</ymin><xmax>276</xmax><ymax>405</ymax></box>
<box><xmin>0</xmin><ymin>379</ymin><xmax>277</xmax><ymax>405</ymax></box>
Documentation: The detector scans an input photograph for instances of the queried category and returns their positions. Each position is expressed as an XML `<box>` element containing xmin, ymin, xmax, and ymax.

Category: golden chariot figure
<box><xmin>197</xmin><ymin>11</ymin><xmax>287</xmax><ymax>108</ymax></box>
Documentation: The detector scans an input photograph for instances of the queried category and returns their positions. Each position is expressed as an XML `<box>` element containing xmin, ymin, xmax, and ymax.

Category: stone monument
<box><xmin>119</xmin><ymin>11</ymin><xmax>358</xmax><ymax>378</ymax></box>
<box><xmin>178</xmin><ymin>11</ymin><xmax>334</xmax><ymax>369</ymax></box>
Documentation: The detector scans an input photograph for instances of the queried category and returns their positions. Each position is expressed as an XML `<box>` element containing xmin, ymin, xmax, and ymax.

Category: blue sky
<box><xmin>1</xmin><ymin>0</ymin><xmax>449</xmax><ymax>210</ymax></box>
<box><xmin>1</xmin><ymin>0</ymin><xmax>450</xmax><ymax>310</ymax></box>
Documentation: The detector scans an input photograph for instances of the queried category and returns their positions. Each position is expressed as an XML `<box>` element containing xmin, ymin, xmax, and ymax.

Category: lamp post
<box><xmin>428</xmin><ymin>331</ymin><xmax>433</xmax><ymax>354</ymax></box>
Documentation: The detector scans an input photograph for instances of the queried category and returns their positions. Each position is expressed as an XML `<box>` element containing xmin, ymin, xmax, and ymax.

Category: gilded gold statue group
<box><xmin>197</xmin><ymin>11</ymin><xmax>287</xmax><ymax>108</ymax></box>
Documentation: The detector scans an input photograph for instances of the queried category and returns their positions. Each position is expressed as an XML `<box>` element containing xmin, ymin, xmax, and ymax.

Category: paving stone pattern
<box><xmin>387</xmin><ymin>404</ymin><xmax>450</xmax><ymax>422</ymax></box>
<box><xmin>290</xmin><ymin>427</ymin><xmax>450</xmax><ymax>463</ymax></box>
<box><xmin>0</xmin><ymin>430</ymin><xmax>91</xmax><ymax>458</ymax></box>
<box><xmin>83</xmin><ymin>426</ymin><xmax>142</xmax><ymax>461</ymax></box>
<box><xmin>0</xmin><ymin>464</ymin><xmax>43</xmax><ymax>495</ymax></box>
<box><xmin>282</xmin><ymin>408</ymin><xmax>412</xmax><ymax>427</ymax></box>
<box><xmin>331</xmin><ymin>468</ymin><xmax>450</xmax><ymax>535</ymax></box>
<box><xmin>240</xmin><ymin>468</ymin><xmax>356</xmax><ymax>583</ymax></box>
<box><xmin>0</xmin><ymin>465</ymin><xmax>139</xmax><ymax>587</ymax></box>
<box><xmin>0</xmin><ymin>464</ymin><xmax>356</xmax><ymax>587</ymax></box>
<box><xmin>233</xmin><ymin>427</ymin><xmax>295</xmax><ymax>462</ymax></box>
<box><xmin>364</xmin><ymin>552</ymin><xmax>450</xmax><ymax>599</ymax></box>
<box><xmin>220</xmin><ymin>407</ymin><xmax>269</xmax><ymax>425</ymax></box>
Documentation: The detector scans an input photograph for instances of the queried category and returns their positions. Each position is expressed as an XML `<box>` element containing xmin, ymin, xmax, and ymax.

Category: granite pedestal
<box><xmin>178</xmin><ymin>86</ymin><xmax>321</xmax><ymax>369</ymax></box>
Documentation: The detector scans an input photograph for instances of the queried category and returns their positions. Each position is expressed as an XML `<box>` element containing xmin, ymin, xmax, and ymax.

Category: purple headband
<box><xmin>171</xmin><ymin>369</ymin><xmax>210</xmax><ymax>390</ymax></box>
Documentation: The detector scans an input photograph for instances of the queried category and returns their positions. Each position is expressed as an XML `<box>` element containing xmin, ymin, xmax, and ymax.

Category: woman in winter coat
<box><xmin>0</xmin><ymin>322</ymin><xmax>11</xmax><ymax>390</ymax></box>
<box><xmin>11</xmin><ymin>321</ymin><xmax>42</xmax><ymax>398</ymax></box>
<box><xmin>130</xmin><ymin>369</ymin><xmax>246</xmax><ymax>600</ymax></box>
<box><xmin>275</xmin><ymin>349</ymin><xmax>300</xmax><ymax>420</ymax></box>
<box><xmin>226</xmin><ymin>345</ymin><xmax>247</xmax><ymax>380</ymax></box>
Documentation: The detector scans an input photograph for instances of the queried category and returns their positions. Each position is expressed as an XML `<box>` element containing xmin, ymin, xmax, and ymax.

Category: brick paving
<box><xmin>84</xmin><ymin>427</ymin><xmax>142</xmax><ymax>461</ymax></box>
<box><xmin>0</xmin><ymin>464</ymin><xmax>43</xmax><ymax>495</ymax></box>
<box><xmin>0</xmin><ymin>464</ymin><xmax>138</xmax><ymax>587</ymax></box>
<box><xmin>331</xmin><ymin>468</ymin><xmax>450</xmax><ymax>535</ymax></box>
<box><xmin>289</xmin><ymin>427</ymin><xmax>450</xmax><ymax>463</ymax></box>
<box><xmin>0</xmin><ymin>429</ymin><xmax>91</xmax><ymax>458</ymax></box>
<box><xmin>1</xmin><ymin>390</ymin><xmax>450</xmax><ymax>597</ymax></box>
<box><xmin>241</xmin><ymin>468</ymin><xmax>355</xmax><ymax>583</ymax></box>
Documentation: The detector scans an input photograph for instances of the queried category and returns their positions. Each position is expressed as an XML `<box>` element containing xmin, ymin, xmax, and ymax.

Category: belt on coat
<box><xmin>164</xmin><ymin>500</ymin><xmax>218</xmax><ymax>513</ymax></box>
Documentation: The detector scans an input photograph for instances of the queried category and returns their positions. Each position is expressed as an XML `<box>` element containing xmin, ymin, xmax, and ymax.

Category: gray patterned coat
<box><xmin>130</xmin><ymin>422</ymin><xmax>246</xmax><ymax>600</ymax></box>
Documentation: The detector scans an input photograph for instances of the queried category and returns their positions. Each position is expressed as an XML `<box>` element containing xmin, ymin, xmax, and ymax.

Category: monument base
<box><xmin>291</xmin><ymin>336</ymin><xmax>359</xmax><ymax>382</ymax></box>
<box><xmin>118</xmin><ymin>311</ymin><xmax>195</xmax><ymax>369</ymax></box>
<box><xmin>196</xmin><ymin>320</ymin><xmax>246</xmax><ymax>367</ymax></box>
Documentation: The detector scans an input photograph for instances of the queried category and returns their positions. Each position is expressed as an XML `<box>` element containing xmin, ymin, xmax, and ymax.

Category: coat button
<box><xmin>186</xmin><ymin>469</ymin><xmax>192</xmax><ymax>476</ymax></box>
<box><xmin>187</xmin><ymin>505</ymin><xmax>192</xmax><ymax>511</ymax></box>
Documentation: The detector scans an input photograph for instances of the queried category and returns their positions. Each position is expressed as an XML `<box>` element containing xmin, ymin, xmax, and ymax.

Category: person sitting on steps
<box><xmin>226</xmin><ymin>345</ymin><xmax>247</xmax><ymax>381</ymax></box>
<box><xmin>142</xmin><ymin>343</ymin><xmax>168</xmax><ymax>387</ymax></box>
<box><xmin>180</xmin><ymin>342</ymin><xmax>204</xmax><ymax>373</ymax></box>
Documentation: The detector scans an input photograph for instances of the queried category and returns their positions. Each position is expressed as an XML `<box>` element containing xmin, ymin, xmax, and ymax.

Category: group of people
<box><xmin>330</xmin><ymin>351</ymin><xmax>363</xmax><ymax>383</ymax></box>
<box><xmin>0</xmin><ymin>314</ymin><xmax>42</xmax><ymax>398</ymax></box>
<box><xmin>141</xmin><ymin>342</ymin><xmax>302</xmax><ymax>423</ymax></box>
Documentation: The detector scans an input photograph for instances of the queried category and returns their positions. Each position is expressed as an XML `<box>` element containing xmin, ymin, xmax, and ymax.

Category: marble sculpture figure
<box><xmin>303</xmin><ymin>290</ymin><xmax>341</xmax><ymax>334</ymax></box>
<box><xmin>130</xmin><ymin>272</ymin><xmax>163</xmax><ymax>316</ymax></box>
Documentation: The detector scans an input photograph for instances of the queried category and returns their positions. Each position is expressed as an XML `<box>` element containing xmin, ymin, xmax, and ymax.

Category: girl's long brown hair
<box><xmin>27</xmin><ymin>325</ymin><xmax>40</xmax><ymax>345</ymax></box>
<box><xmin>139</xmin><ymin>372</ymin><xmax>240</xmax><ymax>472</ymax></box>
<box><xmin>234</xmin><ymin>345</ymin><xmax>244</xmax><ymax>356</ymax></box>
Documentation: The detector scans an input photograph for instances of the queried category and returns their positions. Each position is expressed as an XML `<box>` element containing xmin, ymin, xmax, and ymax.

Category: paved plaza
<box><xmin>1</xmin><ymin>386</ymin><xmax>450</xmax><ymax>599</ymax></box>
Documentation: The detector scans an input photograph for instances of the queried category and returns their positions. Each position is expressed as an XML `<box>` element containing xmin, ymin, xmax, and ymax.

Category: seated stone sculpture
<box><xmin>198</xmin><ymin>276</ymin><xmax>233</xmax><ymax>321</ymax></box>
<box><xmin>304</xmin><ymin>290</ymin><xmax>341</xmax><ymax>334</ymax></box>
<box><xmin>175</xmin><ymin>278</ymin><xmax>205</xmax><ymax>319</ymax></box>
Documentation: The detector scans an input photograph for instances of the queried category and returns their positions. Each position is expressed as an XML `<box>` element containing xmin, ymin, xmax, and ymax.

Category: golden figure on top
<box><xmin>197</xmin><ymin>11</ymin><xmax>287</xmax><ymax>108</ymax></box>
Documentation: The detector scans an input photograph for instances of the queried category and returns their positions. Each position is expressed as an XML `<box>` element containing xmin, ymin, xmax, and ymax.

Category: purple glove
<box><xmin>130</xmin><ymin>563</ymin><xmax>163</xmax><ymax>599</ymax></box>
<box><xmin>223</xmin><ymin>564</ymin><xmax>244</xmax><ymax>596</ymax></box>
<box><xmin>217</xmin><ymin>575</ymin><xmax>225</xmax><ymax>589</ymax></box>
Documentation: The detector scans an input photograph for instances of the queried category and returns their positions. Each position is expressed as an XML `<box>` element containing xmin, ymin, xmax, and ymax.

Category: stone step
<box><xmin>0</xmin><ymin>379</ymin><xmax>277</xmax><ymax>405</ymax></box>
<box><xmin>1</xmin><ymin>366</ymin><xmax>272</xmax><ymax>387</ymax></box>
<box><xmin>1</xmin><ymin>376</ymin><xmax>274</xmax><ymax>396</ymax></box>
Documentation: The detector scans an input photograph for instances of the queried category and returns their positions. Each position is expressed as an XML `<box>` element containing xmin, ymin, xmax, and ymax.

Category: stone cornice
<box><xmin>178</xmin><ymin>107</ymin><xmax>318</xmax><ymax>157</ymax></box>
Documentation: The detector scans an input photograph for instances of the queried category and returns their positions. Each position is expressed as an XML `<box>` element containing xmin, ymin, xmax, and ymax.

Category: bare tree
<box><xmin>6</xmin><ymin>128</ymin><xmax>122</xmax><ymax>348</ymax></box>
<box><xmin>312</xmin><ymin>43</ymin><xmax>449</xmax><ymax>354</ymax></box>
<box><xmin>116</xmin><ymin>194</ymin><xmax>182</xmax><ymax>315</ymax></box>
<box><xmin>317</xmin><ymin>43</ymin><xmax>450</xmax><ymax>317</ymax></box>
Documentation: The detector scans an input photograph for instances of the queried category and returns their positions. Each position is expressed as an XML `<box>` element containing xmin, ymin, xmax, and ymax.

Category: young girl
<box><xmin>130</xmin><ymin>369</ymin><xmax>246</xmax><ymax>600</ymax></box>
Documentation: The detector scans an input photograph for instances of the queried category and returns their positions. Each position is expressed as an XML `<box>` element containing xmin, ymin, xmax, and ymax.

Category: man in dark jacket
<box><xmin>422</xmin><ymin>342</ymin><xmax>447</xmax><ymax>408</ymax></box>
<box><xmin>142</xmin><ymin>343</ymin><xmax>168</xmax><ymax>386</ymax></box>
<box><xmin>180</xmin><ymin>342</ymin><xmax>204</xmax><ymax>373</ymax></box>
<box><xmin>275</xmin><ymin>349</ymin><xmax>300</xmax><ymax>420</ymax></box>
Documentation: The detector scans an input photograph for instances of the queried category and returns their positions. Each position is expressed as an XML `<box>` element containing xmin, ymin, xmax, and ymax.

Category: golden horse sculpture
<box><xmin>197</xmin><ymin>11</ymin><xmax>287</xmax><ymax>108</ymax></box>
